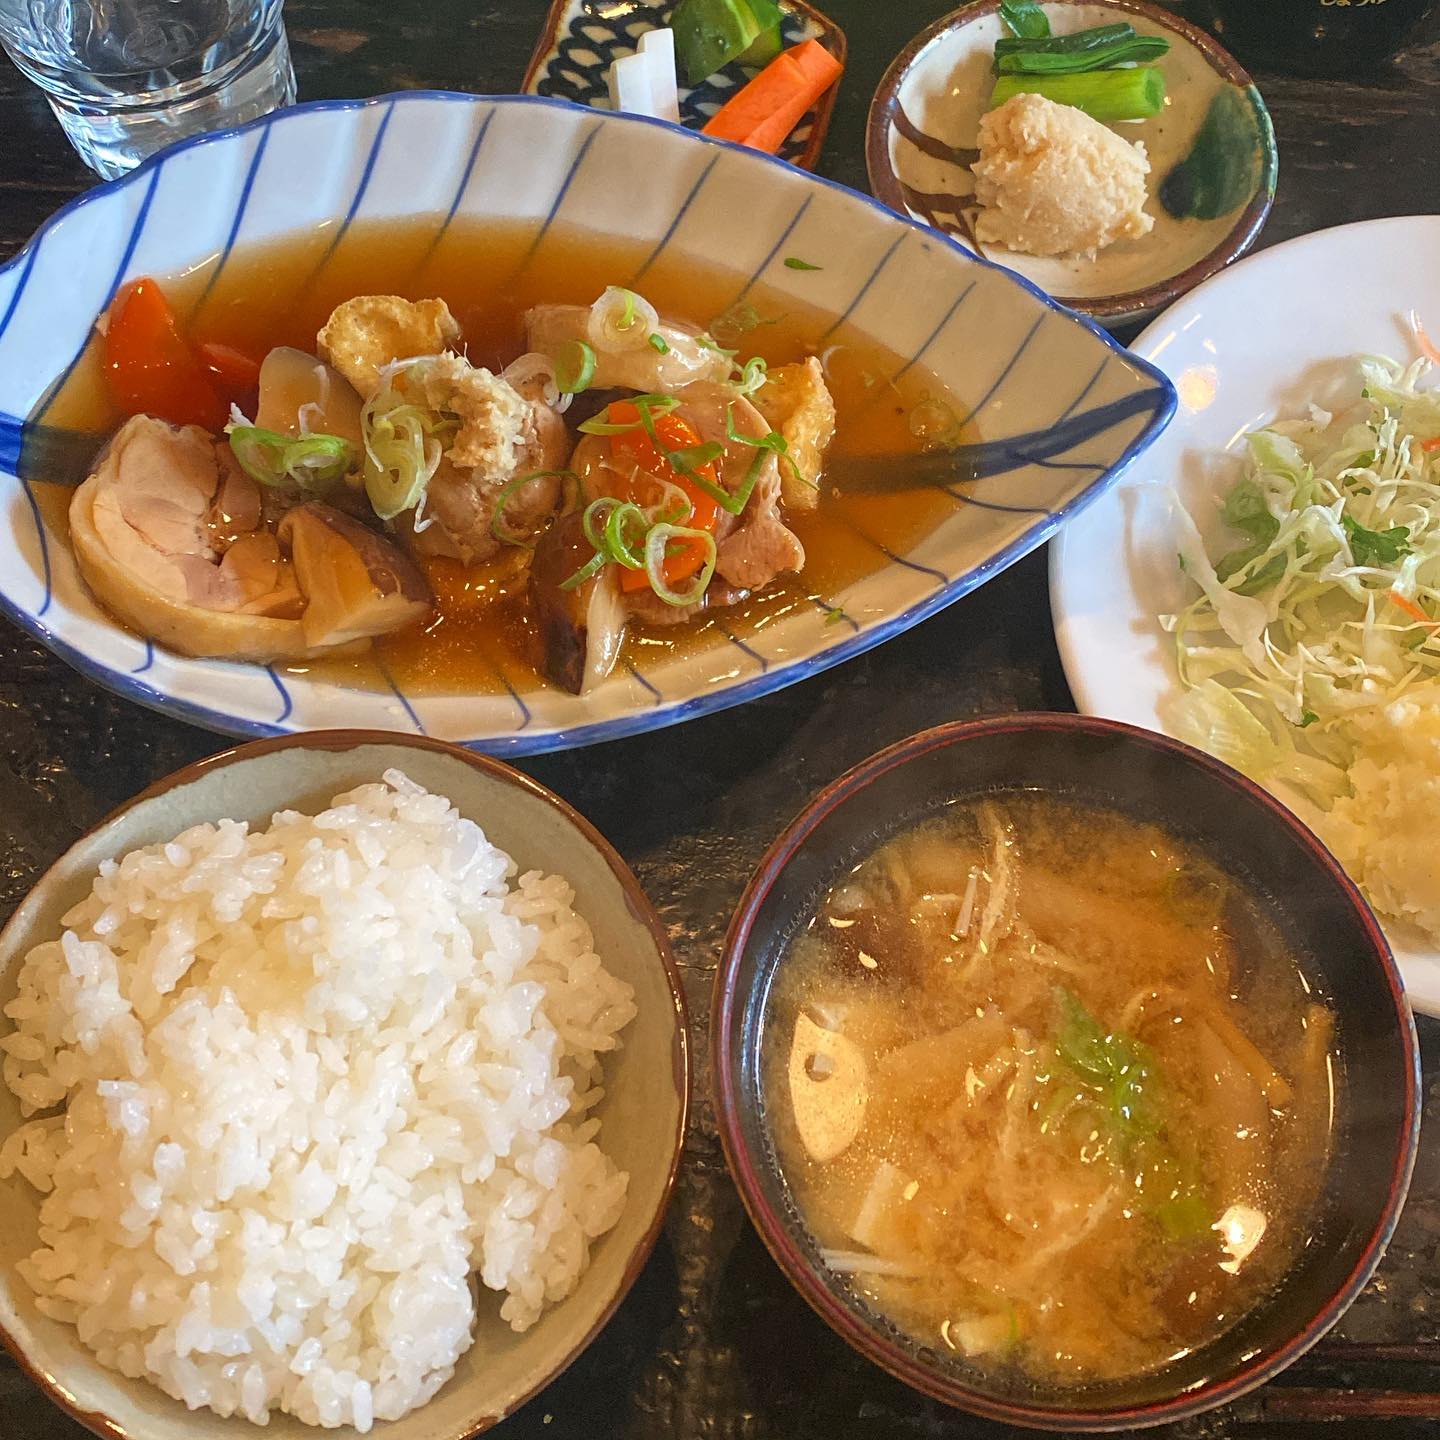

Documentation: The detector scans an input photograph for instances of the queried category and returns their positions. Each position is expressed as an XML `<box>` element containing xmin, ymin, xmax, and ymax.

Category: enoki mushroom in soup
<box><xmin>767</xmin><ymin>796</ymin><xmax>1338</xmax><ymax>1387</ymax></box>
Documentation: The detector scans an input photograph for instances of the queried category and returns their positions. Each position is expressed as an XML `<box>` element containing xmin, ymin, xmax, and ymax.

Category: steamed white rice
<box><xmin>0</xmin><ymin>769</ymin><xmax>636</xmax><ymax>1429</ymax></box>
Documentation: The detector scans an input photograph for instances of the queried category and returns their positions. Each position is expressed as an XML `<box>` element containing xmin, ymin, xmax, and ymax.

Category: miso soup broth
<box><xmin>764</xmin><ymin>795</ymin><xmax>1338</xmax><ymax>1388</ymax></box>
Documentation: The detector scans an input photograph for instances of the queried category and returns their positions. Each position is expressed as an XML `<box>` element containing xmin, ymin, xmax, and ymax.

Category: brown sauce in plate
<box><xmin>36</xmin><ymin>218</ymin><xmax>967</xmax><ymax>698</ymax></box>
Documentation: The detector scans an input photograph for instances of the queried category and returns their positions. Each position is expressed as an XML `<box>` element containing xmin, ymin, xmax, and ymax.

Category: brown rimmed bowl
<box><xmin>0</xmin><ymin>731</ymin><xmax>689</xmax><ymax>1440</ymax></box>
<box><xmin>866</xmin><ymin>0</ymin><xmax>1278</xmax><ymax>327</ymax></box>
<box><xmin>713</xmin><ymin>713</ymin><xmax>1418</xmax><ymax>1431</ymax></box>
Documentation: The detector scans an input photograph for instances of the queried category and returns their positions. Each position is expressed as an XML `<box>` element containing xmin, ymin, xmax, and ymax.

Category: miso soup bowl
<box><xmin>713</xmin><ymin>712</ymin><xmax>1420</xmax><ymax>1432</ymax></box>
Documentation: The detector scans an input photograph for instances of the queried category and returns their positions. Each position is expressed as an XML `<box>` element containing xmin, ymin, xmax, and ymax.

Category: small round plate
<box><xmin>867</xmin><ymin>0</ymin><xmax>1278</xmax><ymax>327</ymax></box>
<box><xmin>1049</xmin><ymin>214</ymin><xmax>1440</xmax><ymax>1014</ymax></box>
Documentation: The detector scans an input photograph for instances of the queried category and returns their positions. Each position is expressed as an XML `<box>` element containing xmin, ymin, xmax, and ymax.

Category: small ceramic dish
<box><xmin>714</xmin><ymin>713</ymin><xmax>1419</xmax><ymax>1431</ymax></box>
<box><xmin>523</xmin><ymin>0</ymin><xmax>847</xmax><ymax>169</ymax></box>
<box><xmin>867</xmin><ymin>0</ymin><xmax>1278</xmax><ymax>326</ymax></box>
<box><xmin>0</xmin><ymin>731</ymin><xmax>689</xmax><ymax>1440</ymax></box>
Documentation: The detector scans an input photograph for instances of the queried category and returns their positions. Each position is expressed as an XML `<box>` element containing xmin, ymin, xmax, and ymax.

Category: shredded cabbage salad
<box><xmin>1163</xmin><ymin>344</ymin><xmax>1440</xmax><ymax>809</ymax></box>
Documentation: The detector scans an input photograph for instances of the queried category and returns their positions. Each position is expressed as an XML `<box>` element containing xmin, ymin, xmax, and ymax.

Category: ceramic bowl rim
<box><xmin>712</xmin><ymin>711</ymin><xmax>1420</xmax><ymax>1432</ymax></box>
<box><xmin>865</xmin><ymin>0</ymin><xmax>1279</xmax><ymax>325</ymax></box>
<box><xmin>0</xmin><ymin>728</ymin><xmax>691</xmax><ymax>1440</ymax></box>
<box><xmin>0</xmin><ymin>90</ymin><xmax>1176</xmax><ymax>755</ymax></box>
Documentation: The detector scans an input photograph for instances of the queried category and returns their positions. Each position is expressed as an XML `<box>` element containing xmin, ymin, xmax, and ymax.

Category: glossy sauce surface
<box><xmin>39</xmin><ymin>218</ymin><xmax>964</xmax><ymax>697</ymax></box>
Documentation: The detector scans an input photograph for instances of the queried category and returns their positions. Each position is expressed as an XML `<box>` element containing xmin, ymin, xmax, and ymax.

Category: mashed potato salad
<box><xmin>973</xmin><ymin>92</ymin><xmax>1154</xmax><ymax>258</ymax></box>
<box><xmin>0</xmin><ymin>772</ymin><xmax>636</xmax><ymax>1430</ymax></box>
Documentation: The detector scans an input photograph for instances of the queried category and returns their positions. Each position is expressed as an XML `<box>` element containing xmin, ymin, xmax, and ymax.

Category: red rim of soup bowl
<box><xmin>712</xmin><ymin>711</ymin><xmax>1420</xmax><ymax>1432</ymax></box>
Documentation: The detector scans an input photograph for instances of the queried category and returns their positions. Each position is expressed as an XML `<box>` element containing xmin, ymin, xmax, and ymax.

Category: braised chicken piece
<box><xmin>69</xmin><ymin>416</ymin><xmax>429</xmax><ymax>662</ymax></box>
<box><xmin>525</xmin><ymin>300</ymin><xmax>732</xmax><ymax>395</ymax></box>
<box><xmin>398</xmin><ymin>354</ymin><xmax>572</xmax><ymax>565</ymax></box>
<box><xmin>526</xmin><ymin>380</ymin><xmax>809</xmax><ymax>692</ymax></box>
<box><xmin>71</xmin><ymin>276</ymin><xmax>841</xmax><ymax>693</ymax></box>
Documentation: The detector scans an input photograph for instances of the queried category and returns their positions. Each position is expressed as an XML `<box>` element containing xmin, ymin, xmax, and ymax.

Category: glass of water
<box><xmin>0</xmin><ymin>0</ymin><xmax>295</xmax><ymax>180</ymax></box>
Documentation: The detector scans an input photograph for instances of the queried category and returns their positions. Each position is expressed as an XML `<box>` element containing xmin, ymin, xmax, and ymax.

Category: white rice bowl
<box><xmin>0</xmin><ymin>769</ymin><xmax>637</xmax><ymax>1430</ymax></box>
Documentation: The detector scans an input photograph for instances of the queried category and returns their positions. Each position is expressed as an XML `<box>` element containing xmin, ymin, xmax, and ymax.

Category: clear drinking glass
<box><xmin>0</xmin><ymin>0</ymin><xmax>295</xmax><ymax>180</ymax></box>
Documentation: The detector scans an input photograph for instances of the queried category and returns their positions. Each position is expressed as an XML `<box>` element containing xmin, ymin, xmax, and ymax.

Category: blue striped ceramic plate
<box><xmin>523</xmin><ymin>0</ymin><xmax>846</xmax><ymax>170</ymax></box>
<box><xmin>0</xmin><ymin>93</ymin><xmax>1175</xmax><ymax>754</ymax></box>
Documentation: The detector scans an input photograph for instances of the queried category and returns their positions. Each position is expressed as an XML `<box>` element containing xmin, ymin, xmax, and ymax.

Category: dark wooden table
<box><xmin>5</xmin><ymin>2</ymin><xmax>1440</xmax><ymax>1436</ymax></box>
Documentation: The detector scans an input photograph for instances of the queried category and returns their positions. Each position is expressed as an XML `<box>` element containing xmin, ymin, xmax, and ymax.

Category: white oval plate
<box><xmin>1051</xmin><ymin>214</ymin><xmax>1440</xmax><ymax>1014</ymax></box>
<box><xmin>0</xmin><ymin>93</ymin><xmax>1173</xmax><ymax>755</ymax></box>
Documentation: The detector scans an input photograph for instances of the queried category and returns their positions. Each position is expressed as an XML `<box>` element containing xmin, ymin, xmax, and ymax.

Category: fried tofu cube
<box><xmin>753</xmin><ymin>356</ymin><xmax>836</xmax><ymax>512</ymax></box>
<box><xmin>316</xmin><ymin>296</ymin><xmax>462</xmax><ymax>399</ymax></box>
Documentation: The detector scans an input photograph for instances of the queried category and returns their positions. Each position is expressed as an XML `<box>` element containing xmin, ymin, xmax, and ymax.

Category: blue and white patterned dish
<box><xmin>0</xmin><ymin>93</ymin><xmax>1175</xmax><ymax>753</ymax></box>
<box><xmin>523</xmin><ymin>0</ymin><xmax>846</xmax><ymax>169</ymax></box>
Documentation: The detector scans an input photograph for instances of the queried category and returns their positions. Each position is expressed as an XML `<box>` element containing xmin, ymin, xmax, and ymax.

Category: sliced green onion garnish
<box><xmin>649</xmin><ymin>479</ymin><xmax>695</xmax><ymax>526</ymax></box>
<box><xmin>686</xmin><ymin>451</ymin><xmax>758</xmax><ymax>516</ymax></box>
<box><xmin>577</xmin><ymin>415</ymin><xmax>645</xmax><ymax>437</ymax></box>
<box><xmin>783</xmin><ymin>257</ymin><xmax>823</xmax><ymax>271</ymax></box>
<box><xmin>722</xmin><ymin>402</ymin><xmax>807</xmax><ymax>491</ymax></box>
<box><xmin>555</xmin><ymin>339</ymin><xmax>596</xmax><ymax>394</ymax></box>
<box><xmin>581</xmin><ymin>496</ymin><xmax>617</xmax><ymax>554</ymax></box>
<box><xmin>667</xmin><ymin>440</ymin><xmax>725</xmax><ymax>476</ymax></box>
<box><xmin>576</xmin><ymin>496</ymin><xmax>651</xmax><ymax>573</ymax></box>
<box><xmin>359</xmin><ymin>360</ymin><xmax>454</xmax><ymax>519</ymax></box>
<box><xmin>227</xmin><ymin>424</ymin><xmax>354</xmax><ymax>493</ymax></box>
<box><xmin>490</xmin><ymin>469</ymin><xmax>577</xmax><ymax>548</ymax></box>
<box><xmin>620</xmin><ymin>289</ymin><xmax>638</xmax><ymax>329</ymax></box>
<box><xmin>648</xmin><ymin>332</ymin><xmax>670</xmax><ymax>354</ymax></box>
<box><xmin>632</xmin><ymin>392</ymin><xmax>682</xmax><ymax>414</ymax></box>
<box><xmin>710</xmin><ymin>302</ymin><xmax>784</xmax><ymax>346</ymax></box>
<box><xmin>227</xmin><ymin>425</ymin><xmax>289</xmax><ymax>485</ymax></box>
<box><xmin>287</xmin><ymin>435</ymin><xmax>353</xmax><ymax>473</ymax></box>
<box><xmin>631</xmin><ymin>394</ymin><xmax>701</xmax><ymax>473</ymax></box>
<box><xmin>563</xmin><ymin>489</ymin><xmax>706</xmax><ymax>594</ymax></box>
<box><xmin>576</xmin><ymin>392</ymin><xmax>681</xmax><ymax>436</ymax></box>
<box><xmin>559</xmin><ymin>549</ymin><xmax>608</xmax><ymax>592</ymax></box>
<box><xmin>604</xmin><ymin>501</ymin><xmax>649</xmax><ymax>570</ymax></box>
<box><xmin>907</xmin><ymin>395</ymin><xmax>964</xmax><ymax>449</ymax></box>
<box><xmin>645</xmin><ymin>524</ymin><xmax>716</xmax><ymax>607</ymax></box>
<box><xmin>733</xmin><ymin>356</ymin><xmax>768</xmax><ymax>396</ymax></box>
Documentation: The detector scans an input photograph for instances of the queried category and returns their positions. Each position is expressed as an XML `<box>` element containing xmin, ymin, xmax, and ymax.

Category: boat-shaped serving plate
<box><xmin>0</xmin><ymin>93</ymin><xmax>1174</xmax><ymax>753</ymax></box>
